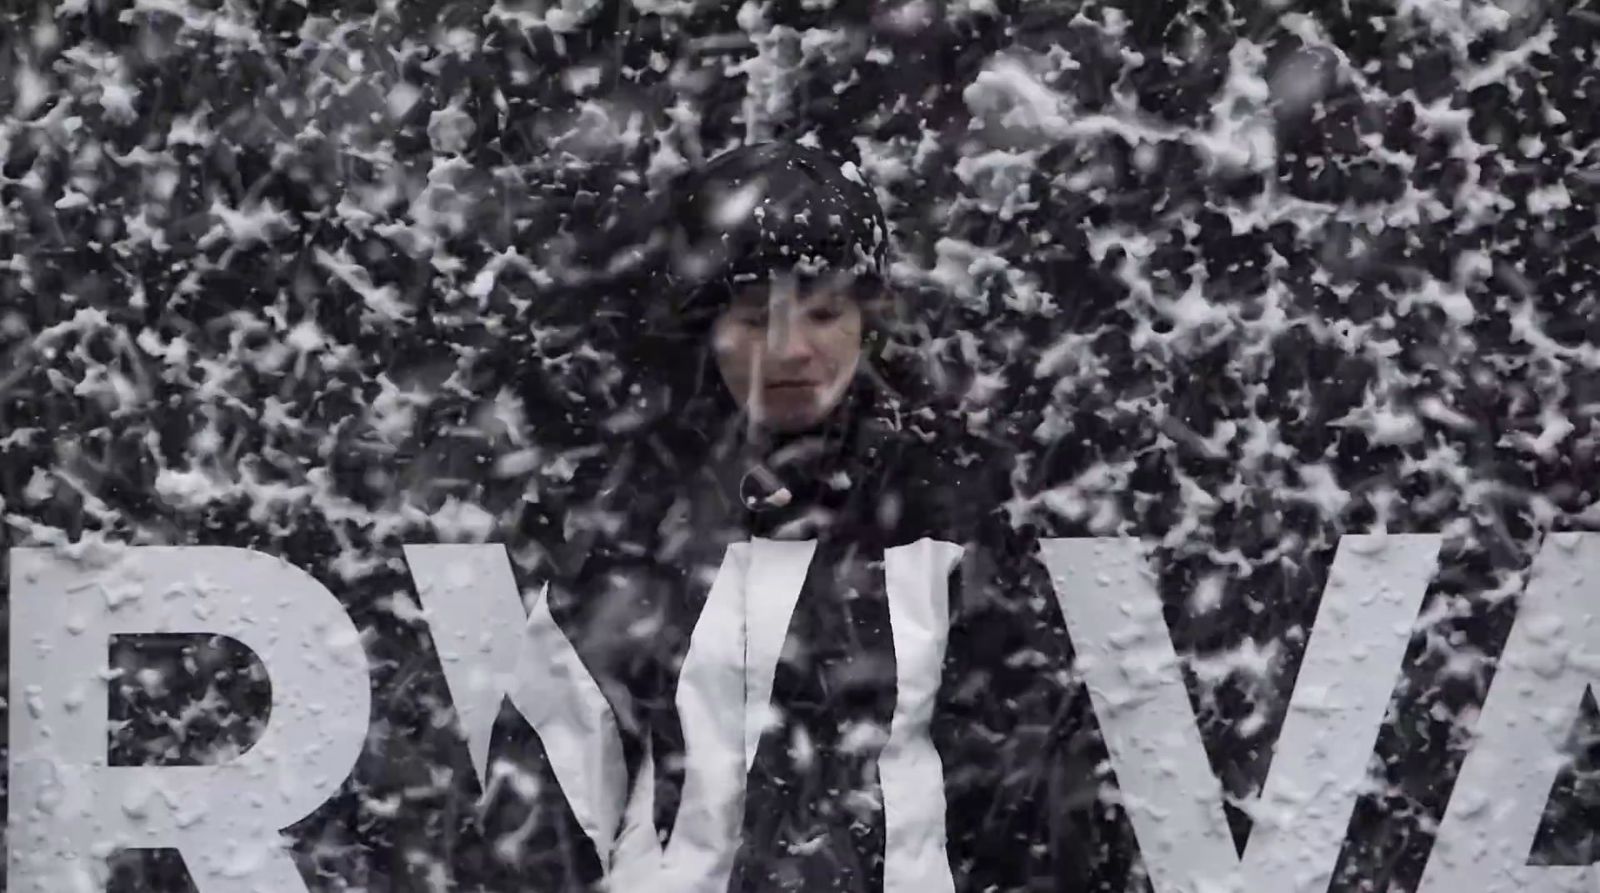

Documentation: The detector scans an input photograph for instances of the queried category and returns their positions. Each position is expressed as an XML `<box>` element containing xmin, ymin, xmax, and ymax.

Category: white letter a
<box><xmin>1039</xmin><ymin>535</ymin><xmax>1438</xmax><ymax>893</ymax></box>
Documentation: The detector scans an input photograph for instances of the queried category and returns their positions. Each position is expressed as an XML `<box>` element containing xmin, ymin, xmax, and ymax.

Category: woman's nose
<box><xmin>767</xmin><ymin>319</ymin><xmax>813</xmax><ymax>362</ymax></box>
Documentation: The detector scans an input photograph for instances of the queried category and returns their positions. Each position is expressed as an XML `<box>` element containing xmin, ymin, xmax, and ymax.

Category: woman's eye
<box><xmin>807</xmin><ymin>306</ymin><xmax>842</xmax><ymax>323</ymax></box>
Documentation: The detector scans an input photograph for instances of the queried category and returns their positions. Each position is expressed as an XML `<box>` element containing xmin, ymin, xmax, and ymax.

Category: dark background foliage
<box><xmin>3</xmin><ymin>0</ymin><xmax>1600</xmax><ymax>889</ymax></box>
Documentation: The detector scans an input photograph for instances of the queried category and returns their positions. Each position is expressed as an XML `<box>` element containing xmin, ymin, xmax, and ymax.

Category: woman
<box><xmin>538</xmin><ymin>141</ymin><xmax>1089</xmax><ymax>892</ymax></box>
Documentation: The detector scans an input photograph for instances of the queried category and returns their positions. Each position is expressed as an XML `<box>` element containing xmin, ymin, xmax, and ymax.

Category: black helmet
<box><xmin>662</xmin><ymin>141</ymin><xmax>890</xmax><ymax>325</ymax></box>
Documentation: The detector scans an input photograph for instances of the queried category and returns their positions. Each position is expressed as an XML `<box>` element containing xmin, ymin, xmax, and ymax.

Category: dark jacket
<box><xmin>530</xmin><ymin>375</ymin><xmax>1093</xmax><ymax>891</ymax></box>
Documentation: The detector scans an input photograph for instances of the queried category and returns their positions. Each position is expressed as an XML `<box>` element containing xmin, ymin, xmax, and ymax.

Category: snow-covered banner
<box><xmin>2</xmin><ymin>1</ymin><xmax>1598</xmax><ymax>891</ymax></box>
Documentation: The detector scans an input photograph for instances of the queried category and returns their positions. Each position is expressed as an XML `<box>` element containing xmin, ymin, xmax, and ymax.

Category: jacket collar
<box><xmin>696</xmin><ymin>376</ymin><xmax>908</xmax><ymax>540</ymax></box>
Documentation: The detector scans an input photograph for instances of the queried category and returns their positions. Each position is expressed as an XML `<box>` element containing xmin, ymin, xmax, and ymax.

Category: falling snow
<box><xmin>3</xmin><ymin>0</ymin><xmax>1600</xmax><ymax>891</ymax></box>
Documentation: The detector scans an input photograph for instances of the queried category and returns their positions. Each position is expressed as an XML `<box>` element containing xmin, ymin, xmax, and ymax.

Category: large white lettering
<box><xmin>649</xmin><ymin>537</ymin><xmax>962</xmax><ymax>891</ymax></box>
<box><xmin>1039</xmin><ymin>535</ymin><xmax>1439</xmax><ymax>893</ymax></box>
<box><xmin>8</xmin><ymin>546</ymin><xmax>370</xmax><ymax>893</ymax></box>
<box><xmin>403</xmin><ymin>545</ymin><xmax>627</xmax><ymax>872</ymax></box>
<box><xmin>1418</xmin><ymin>531</ymin><xmax>1600</xmax><ymax>893</ymax></box>
<box><xmin>880</xmin><ymin>538</ymin><xmax>965</xmax><ymax>893</ymax></box>
<box><xmin>12</xmin><ymin>534</ymin><xmax>1598</xmax><ymax>892</ymax></box>
<box><xmin>654</xmin><ymin>538</ymin><xmax>814</xmax><ymax>892</ymax></box>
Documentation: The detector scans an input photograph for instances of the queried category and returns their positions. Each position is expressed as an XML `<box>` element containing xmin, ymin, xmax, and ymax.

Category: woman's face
<box><xmin>711</xmin><ymin>273</ymin><xmax>864</xmax><ymax>433</ymax></box>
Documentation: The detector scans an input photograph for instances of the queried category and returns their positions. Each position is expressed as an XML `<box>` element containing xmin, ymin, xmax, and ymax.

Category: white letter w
<box><xmin>404</xmin><ymin>545</ymin><xmax>628</xmax><ymax>870</ymax></box>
